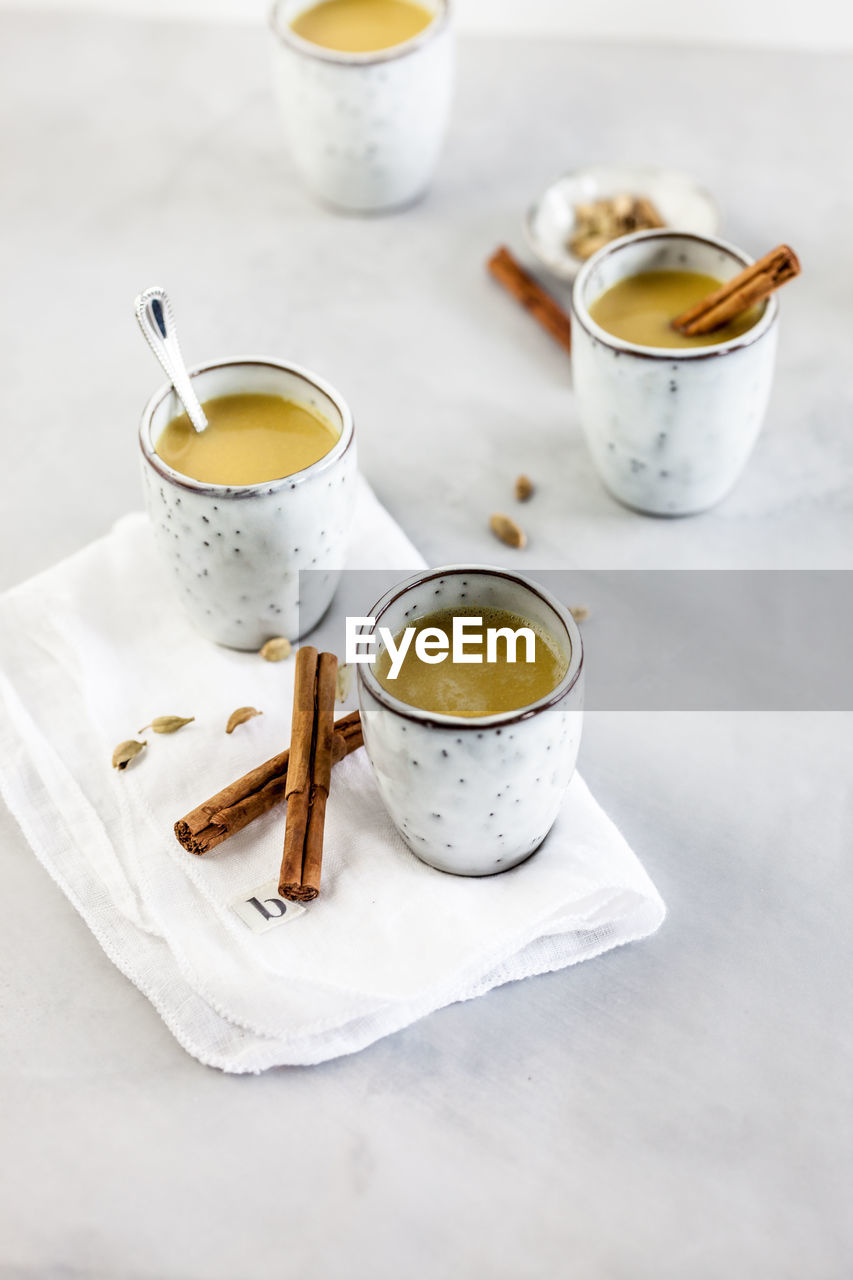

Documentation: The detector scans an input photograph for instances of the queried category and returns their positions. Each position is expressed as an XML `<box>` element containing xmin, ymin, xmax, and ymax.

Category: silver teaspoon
<box><xmin>134</xmin><ymin>286</ymin><xmax>208</xmax><ymax>432</ymax></box>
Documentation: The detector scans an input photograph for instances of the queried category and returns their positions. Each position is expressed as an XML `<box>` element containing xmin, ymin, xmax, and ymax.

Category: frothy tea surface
<box><xmin>374</xmin><ymin>606</ymin><xmax>569</xmax><ymax>718</ymax></box>
<box><xmin>589</xmin><ymin>270</ymin><xmax>761</xmax><ymax>349</ymax></box>
<box><xmin>155</xmin><ymin>393</ymin><xmax>339</xmax><ymax>486</ymax></box>
<box><xmin>290</xmin><ymin>0</ymin><xmax>433</xmax><ymax>52</ymax></box>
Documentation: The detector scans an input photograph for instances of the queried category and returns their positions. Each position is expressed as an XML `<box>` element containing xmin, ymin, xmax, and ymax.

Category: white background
<box><xmin>1</xmin><ymin>0</ymin><xmax>852</xmax><ymax>49</ymax></box>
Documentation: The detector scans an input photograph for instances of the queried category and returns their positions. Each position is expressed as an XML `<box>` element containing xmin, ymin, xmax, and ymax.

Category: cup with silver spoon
<box><xmin>136</xmin><ymin>286</ymin><xmax>357</xmax><ymax>649</ymax></box>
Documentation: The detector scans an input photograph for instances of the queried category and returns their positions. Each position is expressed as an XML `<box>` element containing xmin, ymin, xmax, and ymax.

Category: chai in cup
<box><xmin>571</xmin><ymin>230</ymin><xmax>779</xmax><ymax>516</ymax></box>
<box><xmin>290</xmin><ymin>0</ymin><xmax>434</xmax><ymax>52</ymax></box>
<box><xmin>155</xmin><ymin>391</ymin><xmax>339</xmax><ymax>486</ymax></box>
<box><xmin>588</xmin><ymin>269</ymin><xmax>762</xmax><ymax>350</ymax></box>
<box><xmin>357</xmin><ymin>568</ymin><xmax>584</xmax><ymax>877</ymax></box>
<box><xmin>139</xmin><ymin>357</ymin><xmax>356</xmax><ymax>649</ymax></box>
<box><xmin>374</xmin><ymin>605</ymin><xmax>568</xmax><ymax>717</ymax></box>
<box><xmin>270</xmin><ymin>0</ymin><xmax>452</xmax><ymax>213</ymax></box>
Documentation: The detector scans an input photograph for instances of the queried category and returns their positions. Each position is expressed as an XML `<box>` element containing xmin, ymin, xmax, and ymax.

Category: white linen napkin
<box><xmin>0</xmin><ymin>477</ymin><xmax>665</xmax><ymax>1072</ymax></box>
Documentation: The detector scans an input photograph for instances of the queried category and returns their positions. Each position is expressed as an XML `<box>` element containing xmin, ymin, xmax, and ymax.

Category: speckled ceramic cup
<box><xmin>571</xmin><ymin>230</ymin><xmax>779</xmax><ymax>516</ymax></box>
<box><xmin>357</xmin><ymin>567</ymin><xmax>584</xmax><ymax>876</ymax></box>
<box><xmin>269</xmin><ymin>0</ymin><xmax>452</xmax><ymax>213</ymax></box>
<box><xmin>139</xmin><ymin>356</ymin><xmax>356</xmax><ymax>649</ymax></box>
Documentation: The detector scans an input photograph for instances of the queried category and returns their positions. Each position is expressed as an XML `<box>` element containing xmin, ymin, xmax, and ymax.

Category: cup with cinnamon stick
<box><xmin>571</xmin><ymin>230</ymin><xmax>793</xmax><ymax>516</ymax></box>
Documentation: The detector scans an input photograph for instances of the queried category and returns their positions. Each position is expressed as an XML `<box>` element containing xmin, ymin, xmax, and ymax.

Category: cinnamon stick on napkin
<box><xmin>173</xmin><ymin>710</ymin><xmax>363</xmax><ymax>856</ymax></box>
<box><xmin>278</xmin><ymin>647</ymin><xmax>339</xmax><ymax>902</ymax></box>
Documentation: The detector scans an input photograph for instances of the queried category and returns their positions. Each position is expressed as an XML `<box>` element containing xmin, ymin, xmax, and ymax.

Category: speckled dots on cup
<box><xmin>269</xmin><ymin>0</ymin><xmax>452</xmax><ymax>213</ymax></box>
<box><xmin>357</xmin><ymin>567</ymin><xmax>584</xmax><ymax>877</ymax></box>
<box><xmin>571</xmin><ymin>230</ymin><xmax>779</xmax><ymax>516</ymax></box>
<box><xmin>139</xmin><ymin>357</ymin><xmax>356</xmax><ymax>649</ymax></box>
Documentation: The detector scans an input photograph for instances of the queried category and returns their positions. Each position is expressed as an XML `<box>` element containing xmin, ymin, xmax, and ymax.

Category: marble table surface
<box><xmin>1</xmin><ymin>12</ymin><xmax>851</xmax><ymax>1279</ymax></box>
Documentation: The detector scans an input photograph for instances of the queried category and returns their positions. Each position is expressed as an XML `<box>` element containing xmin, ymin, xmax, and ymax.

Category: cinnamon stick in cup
<box><xmin>174</xmin><ymin>710</ymin><xmax>362</xmax><ymax>856</ymax></box>
<box><xmin>672</xmin><ymin>244</ymin><xmax>800</xmax><ymax>337</ymax></box>
<box><xmin>279</xmin><ymin>647</ymin><xmax>339</xmax><ymax>902</ymax></box>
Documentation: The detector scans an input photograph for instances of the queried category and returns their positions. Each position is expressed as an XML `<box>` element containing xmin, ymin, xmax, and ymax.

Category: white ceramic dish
<box><xmin>524</xmin><ymin>165</ymin><xmax>721</xmax><ymax>282</ymax></box>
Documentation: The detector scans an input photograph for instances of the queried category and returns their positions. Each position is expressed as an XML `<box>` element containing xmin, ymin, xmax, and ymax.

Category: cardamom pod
<box><xmin>138</xmin><ymin>715</ymin><xmax>195</xmax><ymax>734</ymax></box>
<box><xmin>335</xmin><ymin>663</ymin><xmax>352</xmax><ymax>703</ymax></box>
<box><xmin>112</xmin><ymin>739</ymin><xmax>147</xmax><ymax>770</ymax></box>
<box><xmin>489</xmin><ymin>513</ymin><xmax>526</xmax><ymax>549</ymax></box>
<box><xmin>259</xmin><ymin>636</ymin><xmax>292</xmax><ymax>663</ymax></box>
<box><xmin>226</xmin><ymin>706</ymin><xmax>263</xmax><ymax>734</ymax></box>
<box><xmin>570</xmin><ymin>606</ymin><xmax>590</xmax><ymax>623</ymax></box>
<box><xmin>515</xmin><ymin>474</ymin><xmax>534</xmax><ymax>502</ymax></box>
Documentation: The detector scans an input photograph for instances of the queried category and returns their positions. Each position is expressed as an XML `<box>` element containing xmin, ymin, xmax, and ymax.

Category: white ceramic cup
<box><xmin>357</xmin><ymin>567</ymin><xmax>584</xmax><ymax>876</ymax></box>
<box><xmin>571</xmin><ymin>230</ymin><xmax>779</xmax><ymax>516</ymax></box>
<box><xmin>139</xmin><ymin>356</ymin><xmax>357</xmax><ymax>649</ymax></box>
<box><xmin>269</xmin><ymin>0</ymin><xmax>452</xmax><ymax>213</ymax></box>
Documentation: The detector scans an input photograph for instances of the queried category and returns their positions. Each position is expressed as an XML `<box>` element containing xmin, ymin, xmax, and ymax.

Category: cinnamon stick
<box><xmin>672</xmin><ymin>244</ymin><xmax>800</xmax><ymax>337</ymax></box>
<box><xmin>173</xmin><ymin>710</ymin><xmax>362</xmax><ymax>856</ymax></box>
<box><xmin>487</xmin><ymin>246</ymin><xmax>572</xmax><ymax>355</ymax></box>
<box><xmin>279</xmin><ymin>645</ymin><xmax>319</xmax><ymax>897</ymax></box>
<box><xmin>299</xmin><ymin>652</ymin><xmax>338</xmax><ymax>900</ymax></box>
<box><xmin>278</xmin><ymin>648</ymin><xmax>339</xmax><ymax>902</ymax></box>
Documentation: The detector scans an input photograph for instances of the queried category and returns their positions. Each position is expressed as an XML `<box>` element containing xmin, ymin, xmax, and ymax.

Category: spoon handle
<box><xmin>134</xmin><ymin>286</ymin><xmax>208</xmax><ymax>432</ymax></box>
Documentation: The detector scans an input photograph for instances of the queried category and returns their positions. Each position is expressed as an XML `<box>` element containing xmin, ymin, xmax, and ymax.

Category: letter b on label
<box><xmin>247</xmin><ymin>896</ymin><xmax>288</xmax><ymax>921</ymax></box>
<box><xmin>231</xmin><ymin>877</ymin><xmax>305</xmax><ymax>932</ymax></box>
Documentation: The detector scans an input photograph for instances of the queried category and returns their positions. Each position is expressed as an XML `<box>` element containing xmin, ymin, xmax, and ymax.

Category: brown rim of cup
<box><xmin>269</xmin><ymin>0</ymin><xmax>451</xmax><ymax>66</ymax></box>
<box><xmin>138</xmin><ymin>355</ymin><xmax>355</xmax><ymax>500</ymax></box>
<box><xmin>571</xmin><ymin>229</ymin><xmax>779</xmax><ymax>363</ymax></box>
<box><xmin>356</xmin><ymin>565</ymin><xmax>584</xmax><ymax>730</ymax></box>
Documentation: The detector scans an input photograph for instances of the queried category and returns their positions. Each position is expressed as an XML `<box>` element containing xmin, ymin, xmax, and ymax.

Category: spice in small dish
<box><xmin>569</xmin><ymin>194</ymin><xmax>665</xmax><ymax>261</ymax></box>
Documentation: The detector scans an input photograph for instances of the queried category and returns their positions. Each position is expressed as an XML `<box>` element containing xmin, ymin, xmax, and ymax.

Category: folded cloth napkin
<box><xmin>0</xmin><ymin>477</ymin><xmax>665</xmax><ymax>1072</ymax></box>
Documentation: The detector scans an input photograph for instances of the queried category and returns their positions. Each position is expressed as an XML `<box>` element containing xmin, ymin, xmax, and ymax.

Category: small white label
<box><xmin>231</xmin><ymin>878</ymin><xmax>306</xmax><ymax>934</ymax></box>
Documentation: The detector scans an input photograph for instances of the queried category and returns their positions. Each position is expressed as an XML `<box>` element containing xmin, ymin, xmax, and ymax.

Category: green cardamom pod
<box><xmin>335</xmin><ymin>663</ymin><xmax>352</xmax><ymax>703</ymax></box>
<box><xmin>112</xmin><ymin>739</ymin><xmax>147</xmax><ymax>770</ymax></box>
<box><xmin>138</xmin><ymin>715</ymin><xmax>195</xmax><ymax>734</ymax></box>
<box><xmin>226</xmin><ymin>706</ymin><xmax>263</xmax><ymax>734</ymax></box>
<box><xmin>259</xmin><ymin>637</ymin><xmax>292</xmax><ymax>662</ymax></box>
